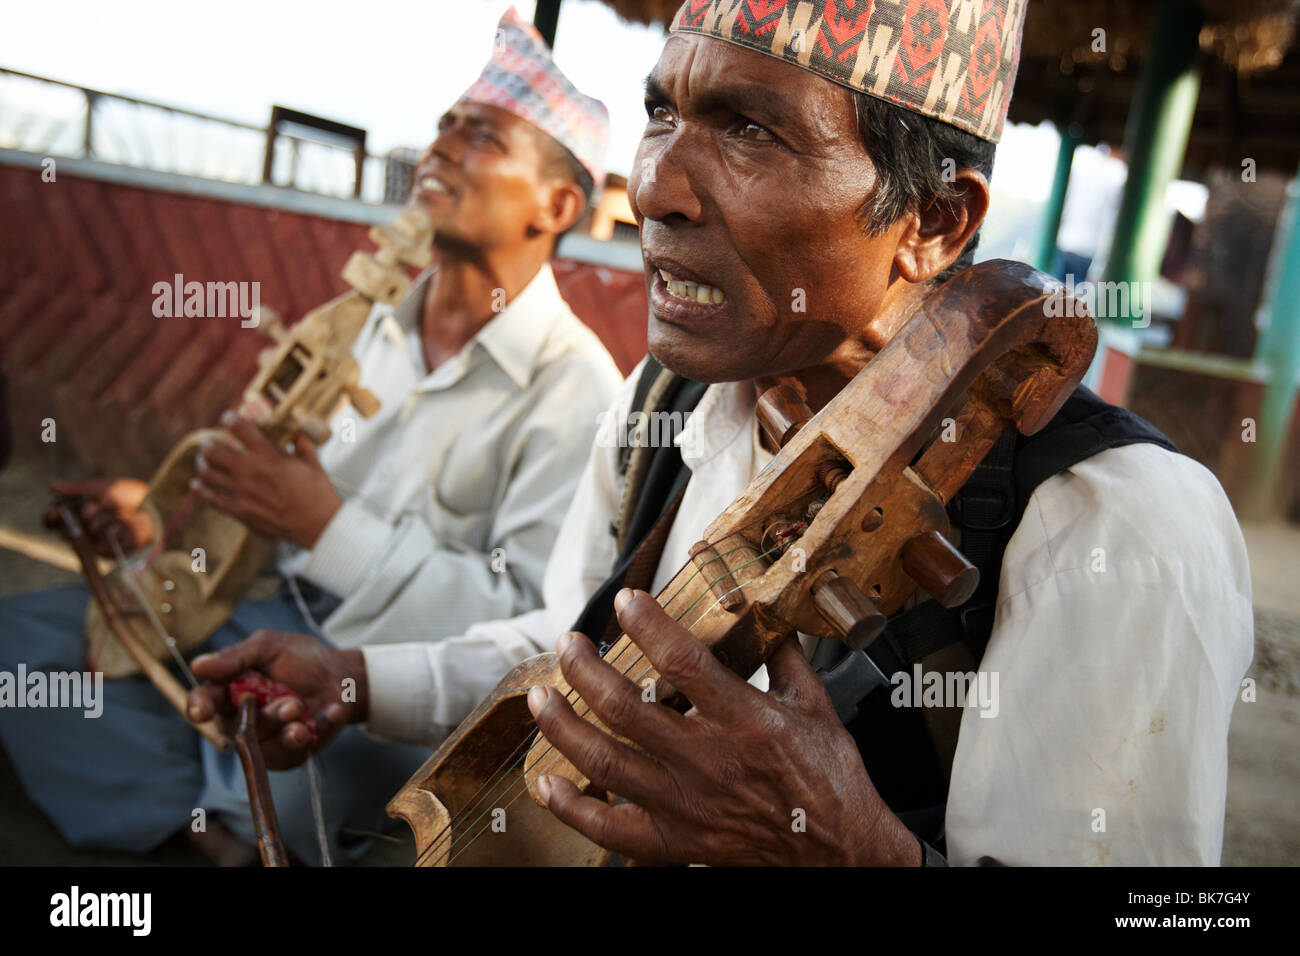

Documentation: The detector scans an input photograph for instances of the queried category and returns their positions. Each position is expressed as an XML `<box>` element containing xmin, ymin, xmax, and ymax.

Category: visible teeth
<box><xmin>660</xmin><ymin>270</ymin><xmax>725</xmax><ymax>304</ymax></box>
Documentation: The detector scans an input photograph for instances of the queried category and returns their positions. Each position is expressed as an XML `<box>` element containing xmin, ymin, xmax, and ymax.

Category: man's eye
<box><xmin>739</xmin><ymin>121</ymin><xmax>776</xmax><ymax>143</ymax></box>
<box><xmin>645</xmin><ymin>102</ymin><xmax>673</xmax><ymax>123</ymax></box>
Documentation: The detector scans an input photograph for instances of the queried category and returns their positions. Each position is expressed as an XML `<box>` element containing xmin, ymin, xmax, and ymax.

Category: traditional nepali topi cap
<box><xmin>458</xmin><ymin>6</ymin><xmax>611</xmax><ymax>186</ymax></box>
<box><xmin>670</xmin><ymin>0</ymin><xmax>1026</xmax><ymax>142</ymax></box>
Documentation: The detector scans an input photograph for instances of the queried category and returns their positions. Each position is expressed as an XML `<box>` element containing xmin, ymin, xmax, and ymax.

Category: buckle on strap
<box><xmin>817</xmin><ymin>649</ymin><xmax>890</xmax><ymax>724</ymax></box>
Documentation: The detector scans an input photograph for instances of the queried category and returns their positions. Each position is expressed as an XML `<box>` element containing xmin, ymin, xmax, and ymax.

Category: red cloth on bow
<box><xmin>229</xmin><ymin>670</ymin><xmax>319</xmax><ymax>745</ymax></box>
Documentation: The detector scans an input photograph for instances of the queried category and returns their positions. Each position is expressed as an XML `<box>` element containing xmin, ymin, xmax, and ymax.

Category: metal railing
<box><xmin>0</xmin><ymin>66</ymin><xmax>414</xmax><ymax>204</ymax></box>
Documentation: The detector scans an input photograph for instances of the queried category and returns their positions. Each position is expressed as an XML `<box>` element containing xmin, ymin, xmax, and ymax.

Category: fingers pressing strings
<box><xmin>420</xmin><ymin>500</ymin><xmax>805</xmax><ymax>865</ymax></box>
<box><xmin>423</xmin><ymin>581</ymin><xmax>758</xmax><ymax>864</ymax></box>
<box><xmin>215</xmin><ymin>411</ymin><xmax>384</xmax><ymax>509</ymax></box>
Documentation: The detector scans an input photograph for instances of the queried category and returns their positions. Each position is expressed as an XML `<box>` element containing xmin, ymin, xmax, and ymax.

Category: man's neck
<box><xmin>419</xmin><ymin>244</ymin><xmax>548</xmax><ymax>372</ymax></box>
<box><xmin>753</xmin><ymin>280</ymin><xmax>934</xmax><ymax>451</ymax></box>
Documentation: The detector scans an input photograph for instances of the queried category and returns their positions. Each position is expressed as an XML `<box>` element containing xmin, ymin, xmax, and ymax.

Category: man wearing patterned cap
<box><xmin>194</xmin><ymin>0</ymin><xmax>1251</xmax><ymax>867</ymax></box>
<box><xmin>0</xmin><ymin>7</ymin><xmax>621</xmax><ymax>865</ymax></box>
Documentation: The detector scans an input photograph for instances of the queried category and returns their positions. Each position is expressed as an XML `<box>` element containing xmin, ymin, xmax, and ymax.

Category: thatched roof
<box><xmin>1014</xmin><ymin>0</ymin><xmax>1300</xmax><ymax>174</ymax></box>
<box><xmin>595</xmin><ymin>0</ymin><xmax>1300</xmax><ymax>173</ymax></box>
<box><xmin>599</xmin><ymin>0</ymin><xmax>679</xmax><ymax>27</ymax></box>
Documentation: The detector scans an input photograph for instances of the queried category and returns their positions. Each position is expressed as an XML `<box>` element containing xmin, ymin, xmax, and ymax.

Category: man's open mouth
<box><xmin>656</xmin><ymin>267</ymin><xmax>726</xmax><ymax>305</ymax></box>
<box><xmin>414</xmin><ymin>172</ymin><xmax>455</xmax><ymax>198</ymax></box>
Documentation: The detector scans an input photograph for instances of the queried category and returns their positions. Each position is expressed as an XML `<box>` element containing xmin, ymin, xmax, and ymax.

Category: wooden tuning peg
<box><xmin>391</xmin><ymin>208</ymin><xmax>434</xmax><ymax>245</ymax></box>
<box><xmin>369</xmin><ymin>222</ymin><xmax>434</xmax><ymax>270</ymax></box>
<box><xmin>257</xmin><ymin>307</ymin><xmax>287</xmax><ymax>342</ymax></box>
<box><xmin>756</xmin><ymin>385</ymin><xmax>813</xmax><ymax>449</ymax></box>
<box><xmin>290</xmin><ymin>407</ymin><xmax>332</xmax><ymax>445</ymax></box>
<box><xmin>900</xmin><ymin>530</ymin><xmax>979</xmax><ymax>608</ymax></box>
<box><xmin>344</xmin><ymin>384</ymin><xmax>380</xmax><ymax>418</ymax></box>
<box><xmin>341</xmin><ymin>251</ymin><xmax>411</xmax><ymax>306</ymax></box>
<box><xmin>811</xmin><ymin>570</ymin><xmax>886</xmax><ymax>651</ymax></box>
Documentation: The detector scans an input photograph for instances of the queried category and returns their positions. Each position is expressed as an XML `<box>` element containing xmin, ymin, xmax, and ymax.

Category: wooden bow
<box><xmin>386</xmin><ymin>259</ymin><xmax>1097</xmax><ymax>867</ymax></box>
<box><xmin>53</xmin><ymin>499</ymin><xmax>293</xmax><ymax>865</ymax></box>
<box><xmin>53</xmin><ymin>500</ymin><xmax>229</xmax><ymax>749</ymax></box>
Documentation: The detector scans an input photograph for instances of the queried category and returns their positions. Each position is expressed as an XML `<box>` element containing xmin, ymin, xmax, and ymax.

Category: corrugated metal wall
<box><xmin>0</xmin><ymin>163</ymin><xmax>648</xmax><ymax>476</ymax></box>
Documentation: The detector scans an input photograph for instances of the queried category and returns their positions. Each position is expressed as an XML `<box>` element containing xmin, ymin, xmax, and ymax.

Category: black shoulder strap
<box><xmin>570</xmin><ymin>357</ymin><xmax>706</xmax><ymax>644</ymax></box>
<box><xmin>864</xmin><ymin>385</ymin><xmax>1178</xmax><ymax>676</ymax></box>
<box><xmin>829</xmin><ymin>386</ymin><xmax>1180</xmax><ymax>839</ymax></box>
<box><xmin>1013</xmin><ymin>385</ymin><xmax>1177</xmax><ymax>503</ymax></box>
<box><xmin>615</xmin><ymin>357</ymin><xmax>708</xmax><ymax>555</ymax></box>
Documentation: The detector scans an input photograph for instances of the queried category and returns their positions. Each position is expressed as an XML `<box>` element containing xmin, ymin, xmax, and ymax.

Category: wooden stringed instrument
<box><xmin>386</xmin><ymin>259</ymin><xmax>1097</xmax><ymax>867</ymax></box>
<box><xmin>38</xmin><ymin>209</ymin><xmax>434</xmax><ymax>863</ymax></box>
<box><xmin>82</xmin><ymin>208</ymin><xmax>434</xmax><ymax>682</ymax></box>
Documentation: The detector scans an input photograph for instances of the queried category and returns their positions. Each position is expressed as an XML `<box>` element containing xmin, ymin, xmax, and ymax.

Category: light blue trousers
<box><xmin>0</xmin><ymin>585</ymin><xmax>429</xmax><ymax>864</ymax></box>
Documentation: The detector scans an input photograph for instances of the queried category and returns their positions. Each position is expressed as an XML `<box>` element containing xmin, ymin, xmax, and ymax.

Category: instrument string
<box><xmin>438</xmin><ymin>557</ymin><xmax>778</xmax><ymax>867</ymax></box>
<box><xmin>423</xmin><ymin>529</ymin><xmax>790</xmax><ymax>867</ymax></box>
<box><xmin>306</xmin><ymin>755</ymin><xmax>334</xmax><ymax>867</ymax></box>
<box><xmin>415</xmin><ymin>479</ymin><xmax>814</xmax><ymax>865</ymax></box>
<box><xmin>134</xmin><ymin>485</ymin><xmax>200</xmax><ymax>580</ymax></box>
<box><xmin>414</xmin><ymin>531</ymin><xmax>756</xmax><ymax>867</ymax></box>
<box><xmin>106</xmin><ymin>530</ymin><xmax>201</xmax><ymax>689</ymax></box>
<box><xmin>411</xmin><ymin>727</ymin><xmax>542</xmax><ymax>867</ymax></box>
<box><xmin>420</xmin><ymin>488</ymin><xmax>803</xmax><ymax>865</ymax></box>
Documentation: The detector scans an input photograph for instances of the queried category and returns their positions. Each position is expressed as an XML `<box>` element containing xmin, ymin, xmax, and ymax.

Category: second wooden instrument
<box><xmin>84</xmin><ymin>209</ymin><xmax>433</xmax><ymax>679</ymax></box>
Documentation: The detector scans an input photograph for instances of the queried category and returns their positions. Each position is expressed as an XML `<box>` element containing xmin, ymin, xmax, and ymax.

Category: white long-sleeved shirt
<box><xmin>276</xmin><ymin>263</ymin><xmax>622</xmax><ymax>647</ymax></box>
<box><xmin>362</xmin><ymin>359</ymin><xmax>1254</xmax><ymax>865</ymax></box>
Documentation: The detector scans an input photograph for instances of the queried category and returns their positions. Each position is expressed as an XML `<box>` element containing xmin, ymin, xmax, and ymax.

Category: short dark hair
<box><xmin>853</xmin><ymin>92</ymin><xmax>996</xmax><ymax>283</ymax></box>
<box><xmin>536</xmin><ymin>135</ymin><xmax>595</xmax><ymax>205</ymax></box>
<box><xmin>530</xmin><ymin>128</ymin><xmax>595</xmax><ymax>250</ymax></box>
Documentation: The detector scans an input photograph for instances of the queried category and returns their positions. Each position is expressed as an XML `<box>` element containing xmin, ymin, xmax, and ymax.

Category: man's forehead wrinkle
<box><xmin>670</xmin><ymin>40</ymin><xmax>857</xmax><ymax>153</ymax></box>
<box><xmin>648</xmin><ymin>35</ymin><xmax>698</xmax><ymax>102</ymax></box>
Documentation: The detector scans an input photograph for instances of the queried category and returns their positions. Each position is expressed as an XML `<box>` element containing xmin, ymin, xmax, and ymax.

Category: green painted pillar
<box><xmin>1248</xmin><ymin>166</ymin><xmax>1300</xmax><ymax>515</ymax></box>
<box><xmin>1100</xmin><ymin>0</ymin><xmax>1203</xmax><ymax>326</ymax></box>
<box><xmin>1032</xmin><ymin>123</ymin><xmax>1081</xmax><ymax>273</ymax></box>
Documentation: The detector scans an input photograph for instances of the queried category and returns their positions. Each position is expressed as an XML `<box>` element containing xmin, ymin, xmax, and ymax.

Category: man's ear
<box><xmin>530</xmin><ymin>181</ymin><xmax>586</xmax><ymax>243</ymax></box>
<box><xmin>892</xmin><ymin>168</ymin><xmax>990</xmax><ymax>283</ymax></box>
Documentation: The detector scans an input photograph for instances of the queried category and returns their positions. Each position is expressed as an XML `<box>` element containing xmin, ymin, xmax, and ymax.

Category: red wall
<box><xmin>0</xmin><ymin>164</ymin><xmax>647</xmax><ymax>475</ymax></box>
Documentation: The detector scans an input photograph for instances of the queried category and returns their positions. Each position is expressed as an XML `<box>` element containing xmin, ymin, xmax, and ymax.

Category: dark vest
<box><xmin>571</xmin><ymin>357</ymin><xmax>1178</xmax><ymax>851</ymax></box>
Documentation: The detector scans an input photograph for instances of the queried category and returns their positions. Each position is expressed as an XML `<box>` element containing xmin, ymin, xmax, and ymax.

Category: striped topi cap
<box><xmin>458</xmin><ymin>7</ymin><xmax>611</xmax><ymax>187</ymax></box>
<box><xmin>669</xmin><ymin>0</ymin><xmax>1027</xmax><ymax>143</ymax></box>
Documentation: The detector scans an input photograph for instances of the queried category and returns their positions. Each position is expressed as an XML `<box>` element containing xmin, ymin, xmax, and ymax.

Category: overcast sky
<box><xmin>0</xmin><ymin>0</ymin><xmax>669</xmax><ymax>175</ymax></box>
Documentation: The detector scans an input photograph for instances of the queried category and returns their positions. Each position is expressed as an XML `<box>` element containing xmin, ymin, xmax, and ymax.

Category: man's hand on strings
<box><xmin>527</xmin><ymin>589</ymin><xmax>922</xmax><ymax>866</ymax></box>
<box><xmin>192</xmin><ymin>411</ymin><xmax>342</xmax><ymax>549</ymax></box>
<box><xmin>187</xmin><ymin>629</ymin><xmax>367</xmax><ymax>769</ymax></box>
<box><xmin>46</xmin><ymin>477</ymin><xmax>154</xmax><ymax>556</ymax></box>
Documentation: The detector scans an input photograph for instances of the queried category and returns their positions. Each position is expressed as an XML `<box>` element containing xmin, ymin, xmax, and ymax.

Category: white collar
<box><xmin>676</xmin><ymin>380</ymin><xmax>757</xmax><ymax>472</ymax></box>
<box><xmin>390</xmin><ymin>262</ymin><xmax>568</xmax><ymax>390</ymax></box>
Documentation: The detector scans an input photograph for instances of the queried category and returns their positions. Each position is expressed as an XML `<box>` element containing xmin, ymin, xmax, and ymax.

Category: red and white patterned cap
<box><xmin>458</xmin><ymin>7</ymin><xmax>611</xmax><ymax>186</ymax></box>
<box><xmin>670</xmin><ymin>0</ymin><xmax>1026</xmax><ymax>143</ymax></box>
